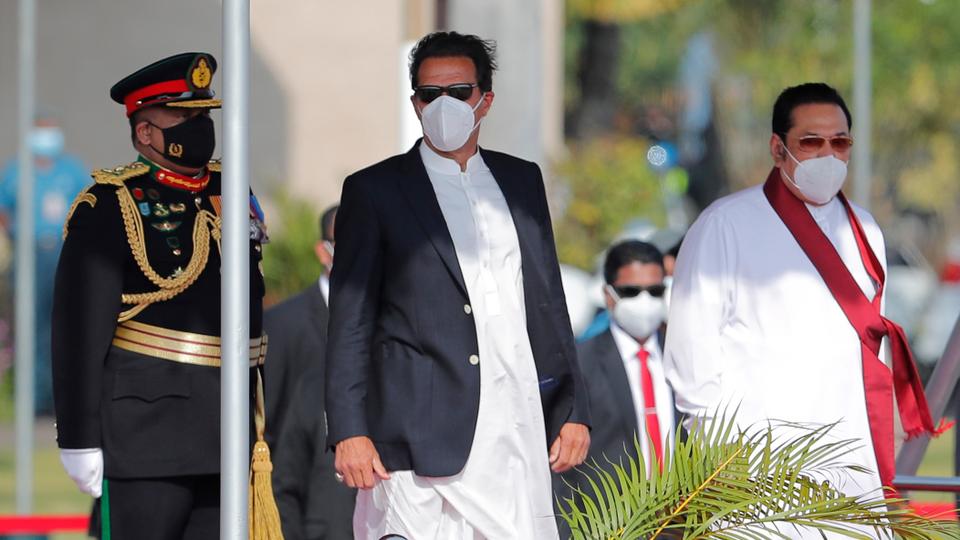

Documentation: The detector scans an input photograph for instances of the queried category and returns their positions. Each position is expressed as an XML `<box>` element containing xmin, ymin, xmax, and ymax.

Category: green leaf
<box><xmin>556</xmin><ymin>412</ymin><xmax>960</xmax><ymax>539</ymax></box>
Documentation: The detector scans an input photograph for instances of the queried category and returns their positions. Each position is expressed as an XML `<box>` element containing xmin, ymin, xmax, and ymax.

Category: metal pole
<box><xmin>14</xmin><ymin>0</ymin><xmax>37</xmax><ymax>516</ymax></box>
<box><xmin>852</xmin><ymin>0</ymin><xmax>872</xmax><ymax>209</ymax></box>
<box><xmin>221</xmin><ymin>0</ymin><xmax>250</xmax><ymax>537</ymax></box>
<box><xmin>896</xmin><ymin>314</ymin><xmax>960</xmax><ymax>475</ymax></box>
<box><xmin>894</xmin><ymin>475</ymin><xmax>960</xmax><ymax>493</ymax></box>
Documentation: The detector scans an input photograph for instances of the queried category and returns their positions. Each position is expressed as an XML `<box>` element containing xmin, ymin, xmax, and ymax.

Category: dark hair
<box><xmin>319</xmin><ymin>204</ymin><xmax>338</xmax><ymax>242</ymax></box>
<box><xmin>666</xmin><ymin>236</ymin><xmax>684</xmax><ymax>259</ymax></box>
<box><xmin>409</xmin><ymin>31</ymin><xmax>497</xmax><ymax>92</ymax></box>
<box><xmin>128</xmin><ymin>109</ymin><xmax>145</xmax><ymax>145</ymax></box>
<box><xmin>771</xmin><ymin>83</ymin><xmax>852</xmax><ymax>141</ymax></box>
<box><xmin>603</xmin><ymin>240</ymin><xmax>664</xmax><ymax>285</ymax></box>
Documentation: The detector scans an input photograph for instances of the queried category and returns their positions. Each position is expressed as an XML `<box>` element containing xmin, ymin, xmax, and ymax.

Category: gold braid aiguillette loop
<box><xmin>116</xmin><ymin>186</ymin><xmax>219</xmax><ymax>322</ymax></box>
<box><xmin>209</xmin><ymin>212</ymin><xmax>222</xmax><ymax>257</ymax></box>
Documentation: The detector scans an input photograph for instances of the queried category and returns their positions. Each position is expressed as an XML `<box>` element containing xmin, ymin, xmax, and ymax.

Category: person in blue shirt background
<box><xmin>0</xmin><ymin>113</ymin><xmax>88</xmax><ymax>416</ymax></box>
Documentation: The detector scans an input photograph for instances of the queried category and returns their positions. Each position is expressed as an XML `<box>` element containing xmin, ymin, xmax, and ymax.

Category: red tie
<box><xmin>637</xmin><ymin>349</ymin><xmax>663</xmax><ymax>469</ymax></box>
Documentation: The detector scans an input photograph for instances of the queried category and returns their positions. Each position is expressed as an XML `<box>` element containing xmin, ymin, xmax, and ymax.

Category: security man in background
<box><xmin>51</xmin><ymin>52</ymin><xmax>267</xmax><ymax>539</ymax></box>
<box><xmin>267</xmin><ymin>204</ymin><xmax>356</xmax><ymax>539</ymax></box>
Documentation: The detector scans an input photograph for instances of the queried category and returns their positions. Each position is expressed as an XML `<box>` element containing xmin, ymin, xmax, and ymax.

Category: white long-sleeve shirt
<box><xmin>610</xmin><ymin>322</ymin><xmax>675</xmax><ymax>468</ymax></box>
<box><xmin>663</xmin><ymin>182</ymin><xmax>890</xmax><ymax>538</ymax></box>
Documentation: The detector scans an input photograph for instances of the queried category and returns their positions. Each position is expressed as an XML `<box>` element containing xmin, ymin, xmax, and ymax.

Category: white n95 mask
<box><xmin>420</xmin><ymin>94</ymin><xmax>484</xmax><ymax>152</ymax></box>
<box><xmin>781</xmin><ymin>145</ymin><xmax>848</xmax><ymax>204</ymax></box>
<box><xmin>607</xmin><ymin>285</ymin><xmax>666</xmax><ymax>341</ymax></box>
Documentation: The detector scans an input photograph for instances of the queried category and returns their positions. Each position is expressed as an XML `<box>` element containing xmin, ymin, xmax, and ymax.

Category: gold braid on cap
<box><xmin>94</xmin><ymin>162</ymin><xmax>221</xmax><ymax>322</ymax></box>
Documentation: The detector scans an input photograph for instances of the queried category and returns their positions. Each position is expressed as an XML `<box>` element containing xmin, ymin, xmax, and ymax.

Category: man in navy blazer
<box><xmin>325</xmin><ymin>31</ymin><xmax>590</xmax><ymax>538</ymax></box>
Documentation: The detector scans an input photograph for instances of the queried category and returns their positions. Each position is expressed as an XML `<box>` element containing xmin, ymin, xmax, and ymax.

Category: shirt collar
<box><xmin>318</xmin><ymin>274</ymin><xmax>330</xmax><ymax>305</ymax></box>
<box><xmin>805</xmin><ymin>196</ymin><xmax>841</xmax><ymax>225</ymax></box>
<box><xmin>610</xmin><ymin>320</ymin><xmax>661</xmax><ymax>362</ymax></box>
<box><xmin>137</xmin><ymin>155</ymin><xmax>210</xmax><ymax>193</ymax></box>
<box><xmin>418</xmin><ymin>140</ymin><xmax>489</xmax><ymax>175</ymax></box>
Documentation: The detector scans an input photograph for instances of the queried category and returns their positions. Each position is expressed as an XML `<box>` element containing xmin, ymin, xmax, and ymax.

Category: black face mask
<box><xmin>149</xmin><ymin>114</ymin><xmax>216</xmax><ymax>168</ymax></box>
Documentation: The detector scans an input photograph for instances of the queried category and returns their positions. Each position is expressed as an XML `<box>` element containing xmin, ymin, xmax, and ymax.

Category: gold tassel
<box><xmin>249</xmin><ymin>371</ymin><xmax>284</xmax><ymax>540</ymax></box>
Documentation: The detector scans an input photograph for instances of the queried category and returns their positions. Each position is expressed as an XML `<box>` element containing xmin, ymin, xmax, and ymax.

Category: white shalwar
<box><xmin>664</xmin><ymin>183</ymin><xmax>892</xmax><ymax>539</ymax></box>
<box><xmin>352</xmin><ymin>143</ymin><xmax>559</xmax><ymax>540</ymax></box>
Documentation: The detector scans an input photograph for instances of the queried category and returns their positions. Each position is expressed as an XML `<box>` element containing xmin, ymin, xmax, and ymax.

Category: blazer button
<box><xmin>469</xmin><ymin>354</ymin><xmax>480</xmax><ymax>365</ymax></box>
<box><xmin>464</xmin><ymin>304</ymin><xmax>472</xmax><ymax>315</ymax></box>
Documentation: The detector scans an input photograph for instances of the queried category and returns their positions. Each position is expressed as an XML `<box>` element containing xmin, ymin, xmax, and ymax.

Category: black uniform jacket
<box><xmin>324</xmin><ymin>140</ymin><xmax>591</xmax><ymax>477</ymax></box>
<box><xmin>52</xmin><ymin>158</ymin><xmax>264</xmax><ymax>478</ymax></box>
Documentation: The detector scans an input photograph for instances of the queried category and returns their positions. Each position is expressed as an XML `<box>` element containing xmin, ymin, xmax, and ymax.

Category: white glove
<box><xmin>59</xmin><ymin>448</ymin><xmax>103</xmax><ymax>498</ymax></box>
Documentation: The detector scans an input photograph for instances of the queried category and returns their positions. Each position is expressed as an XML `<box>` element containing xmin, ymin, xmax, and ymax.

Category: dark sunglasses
<box><xmin>613</xmin><ymin>284</ymin><xmax>667</xmax><ymax>299</ymax></box>
<box><xmin>796</xmin><ymin>135</ymin><xmax>854</xmax><ymax>153</ymax></box>
<box><xmin>413</xmin><ymin>83</ymin><xmax>478</xmax><ymax>103</ymax></box>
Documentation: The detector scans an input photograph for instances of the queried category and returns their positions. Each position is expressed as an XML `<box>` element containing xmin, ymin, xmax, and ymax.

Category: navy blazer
<box><xmin>324</xmin><ymin>140</ymin><xmax>590</xmax><ymax>477</ymax></box>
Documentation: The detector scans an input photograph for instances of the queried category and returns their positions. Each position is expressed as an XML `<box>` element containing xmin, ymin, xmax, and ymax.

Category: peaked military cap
<box><xmin>110</xmin><ymin>52</ymin><xmax>221</xmax><ymax>117</ymax></box>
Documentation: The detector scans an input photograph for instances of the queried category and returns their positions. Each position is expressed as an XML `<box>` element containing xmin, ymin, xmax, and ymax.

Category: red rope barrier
<box><xmin>0</xmin><ymin>515</ymin><xmax>89</xmax><ymax>534</ymax></box>
<box><xmin>0</xmin><ymin>505</ymin><xmax>953</xmax><ymax>533</ymax></box>
<box><xmin>909</xmin><ymin>502</ymin><xmax>958</xmax><ymax>521</ymax></box>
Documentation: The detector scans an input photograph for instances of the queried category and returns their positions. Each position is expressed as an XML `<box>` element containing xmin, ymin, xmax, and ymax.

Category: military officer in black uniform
<box><xmin>52</xmin><ymin>52</ymin><xmax>267</xmax><ymax>539</ymax></box>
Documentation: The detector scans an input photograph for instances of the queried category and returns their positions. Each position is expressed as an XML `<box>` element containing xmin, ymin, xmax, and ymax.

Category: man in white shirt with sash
<box><xmin>664</xmin><ymin>83</ymin><xmax>943</xmax><ymax>536</ymax></box>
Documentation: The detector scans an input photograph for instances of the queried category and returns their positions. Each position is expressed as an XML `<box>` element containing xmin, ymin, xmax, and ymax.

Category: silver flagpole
<box><xmin>14</xmin><ymin>0</ymin><xmax>37</xmax><ymax>516</ymax></box>
<box><xmin>221</xmin><ymin>0</ymin><xmax>251</xmax><ymax>537</ymax></box>
<box><xmin>852</xmin><ymin>0</ymin><xmax>872</xmax><ymax>209</ymax></box>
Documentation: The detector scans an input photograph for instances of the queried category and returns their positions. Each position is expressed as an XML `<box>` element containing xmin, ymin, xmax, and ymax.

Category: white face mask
<box><xmin>30</xmin><ymin>127</ymin><xmax>65</xmax><ymax>158</ymax></box>
<box><xmin>607</xmin><ymin>285</ymin><xmax>666</xmax><ymax>341</ymax></box>
<box><xmin>662</xmin><ymin>276</ymin><xmax>674</xmax><ymax>314</ymax></box>
<box><xmin>780</xmin><ymin>144</ymin><xmax>848</xmax><ymax>204</ymax></box>
<box><xmin>419</xmin><ymin>94</ymin><xmax>484</xmax><ymax>152</ymax></box>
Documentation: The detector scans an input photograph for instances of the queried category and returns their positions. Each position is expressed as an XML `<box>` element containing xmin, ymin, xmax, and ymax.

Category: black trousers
<box><xmin>91</xmin><ymin>475</ymin><xmax>219</xmax><ymax>540</ymax></box>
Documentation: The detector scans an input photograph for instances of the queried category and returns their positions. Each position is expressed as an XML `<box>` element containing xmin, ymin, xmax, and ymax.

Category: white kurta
<box><xmin>353</xmin><ymin>144</ymin><xmax>558</xmax><ymax>540</ymax></box>
<box><xmin>609</xmin><ymin>322</ymin><xmax>675</xmax><ymax>468</ymax></box>
<box><xmin>664</xmin><ymin>182</ymin><xmax>891</xmax><ymax>538</ymax></box>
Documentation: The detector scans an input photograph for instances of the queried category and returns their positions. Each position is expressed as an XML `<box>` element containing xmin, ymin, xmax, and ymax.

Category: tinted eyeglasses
<box><xmin>612</xmin><ymin>284</ymin><xmax>667</xmax><ymax>299</ymax></box>
<box><xmin>413</xmin><ymin>83</ymin><xmax>478</xmax><ymax>103</ymax></box>
<box><xmin>796</xmin><ymin>135</ymin><xmax>854</xmax><ymax>153</ymax></box>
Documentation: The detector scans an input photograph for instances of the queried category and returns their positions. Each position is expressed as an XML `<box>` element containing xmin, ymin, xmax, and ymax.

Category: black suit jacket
<box><xmin>325</xmin><ymin>141</ymin><xmax>590</xmax><ymax>477</ymax></box>
<box><xmin>264</xmin><ymin>285</ymin><xmax>354</xmax><ymax>540</ymax></box>
<box><xmin>554</xmin><ymin>328</ymin><xmax>681</xmax><ymax>506</ymax></box>
<box><xmin>264</xmin><ymin>283</ymin><xmax>328</xmax><ymax>447</ymax></box>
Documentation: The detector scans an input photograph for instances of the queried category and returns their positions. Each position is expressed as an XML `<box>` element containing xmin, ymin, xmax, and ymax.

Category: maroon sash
<box><xmin>762</xmin><ymin>168</ymin><xmax>946</xmax><ymax>496</ymax></box>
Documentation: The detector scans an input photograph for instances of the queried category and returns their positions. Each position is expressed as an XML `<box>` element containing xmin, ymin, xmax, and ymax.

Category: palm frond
<box><xmin>557</xmin><ymin>411</ymin><xmax>960</xmax><ymax>539</ymax></box>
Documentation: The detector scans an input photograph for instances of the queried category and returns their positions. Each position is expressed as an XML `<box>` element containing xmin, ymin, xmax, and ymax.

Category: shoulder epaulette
<box><xmin>91</xmin><ymin>162</ymin><xmax>150</xmax><ymax>186</ymax></box>
<box><xmin>207</xmin><ymin>158</ymin><xmax>221</xmax><ymax>172</ymax></box>
<box><xmin>62</xmin><ymin>186</ymin><xmax>98</xmax><ymax>240</ymax></box>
